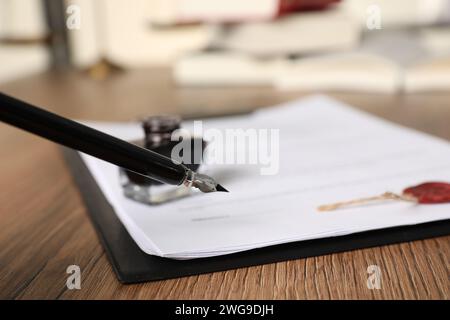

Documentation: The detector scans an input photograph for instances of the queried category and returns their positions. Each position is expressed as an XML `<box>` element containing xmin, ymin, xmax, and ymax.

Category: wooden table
<box><xmin>0</xmin><ymin>68</ymin><xmax>449</xmax><ymax>299</ymax></box>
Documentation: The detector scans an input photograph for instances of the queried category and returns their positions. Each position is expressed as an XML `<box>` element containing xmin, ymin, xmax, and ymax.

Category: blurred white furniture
<box><xmin>0</xmin><ymin>0</ymin><xmax>50</xmax><ymax>84</ymax></box>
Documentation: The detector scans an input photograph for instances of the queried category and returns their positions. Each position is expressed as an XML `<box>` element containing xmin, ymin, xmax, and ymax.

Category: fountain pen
<box><xmin>0</xmin><ymin>92</ymin><xmax>227</xmax><ymax>193</ymax></box>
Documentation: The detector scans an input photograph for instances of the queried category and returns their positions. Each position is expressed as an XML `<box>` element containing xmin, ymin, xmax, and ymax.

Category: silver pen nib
<box><xmin>183</xmin><ymin>170</ymin><xmax>228</xmax><ymax>193</ymax></box>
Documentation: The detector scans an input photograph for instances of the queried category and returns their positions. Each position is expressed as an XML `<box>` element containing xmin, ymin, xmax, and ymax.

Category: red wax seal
<box><xmin>403</xmin><ymin>182</ymin><xmax>450</xmax><ymax>204</ymax></box>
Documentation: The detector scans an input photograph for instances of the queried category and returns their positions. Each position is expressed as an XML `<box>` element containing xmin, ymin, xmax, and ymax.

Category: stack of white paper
<box><xmin>80</xmin><ymin>96</ymin><xmax>450</xmax><ymax>259</ymax></box>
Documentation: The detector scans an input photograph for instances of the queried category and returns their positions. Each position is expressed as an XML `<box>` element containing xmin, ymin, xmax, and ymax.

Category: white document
<box><xmin>80</xmin><ymin>96</ymin><xmax>450</xmax><ymax>259</ymax></box>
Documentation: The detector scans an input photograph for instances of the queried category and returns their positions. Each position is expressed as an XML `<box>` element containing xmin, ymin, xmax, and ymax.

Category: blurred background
<box><xmin>0</xmin><ymin>0</ymin><xmax>450</xmax><ymax>92</ymax></box>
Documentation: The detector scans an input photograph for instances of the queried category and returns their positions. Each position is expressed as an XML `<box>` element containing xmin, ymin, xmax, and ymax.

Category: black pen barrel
<box><xmin>0</xmin><ymin>92</ymin><xmax>187</xmax><ymax>186</ymax></box>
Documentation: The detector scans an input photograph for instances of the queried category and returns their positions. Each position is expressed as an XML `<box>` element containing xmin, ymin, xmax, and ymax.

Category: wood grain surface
<box><xmin>0</xmin><ymin>68</ymin><xmax>449</xmax><ymax>299</ymax></box>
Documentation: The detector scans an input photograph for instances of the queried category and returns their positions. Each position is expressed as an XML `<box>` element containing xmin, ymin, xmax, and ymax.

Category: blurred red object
<box><xmin>278</xmin><ymin>0</ymin><xmax>341</xmax><ymax>15</ymax></box>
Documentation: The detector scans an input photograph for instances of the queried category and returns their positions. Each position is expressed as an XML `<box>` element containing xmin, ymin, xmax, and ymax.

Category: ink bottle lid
<box><xmin>142</xmin><ymin>115</ymin><xmax>181</xmax><ymax>149</ymax></box>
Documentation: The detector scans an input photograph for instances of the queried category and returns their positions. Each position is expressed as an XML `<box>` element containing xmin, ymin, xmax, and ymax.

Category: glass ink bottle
<box><xmin>119</xmin><ymin>115</ymin><xmax>206</xmax><ymax>204</ymax></box>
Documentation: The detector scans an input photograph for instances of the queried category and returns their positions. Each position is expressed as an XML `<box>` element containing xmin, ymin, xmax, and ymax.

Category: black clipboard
<box><xmin>62</xmin><ymin>148</ymin><xmax>450</xmax><ymax>284</ymax></box>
